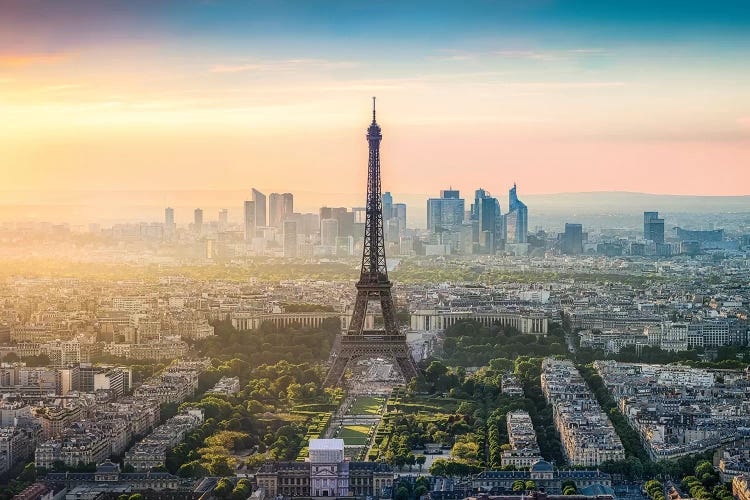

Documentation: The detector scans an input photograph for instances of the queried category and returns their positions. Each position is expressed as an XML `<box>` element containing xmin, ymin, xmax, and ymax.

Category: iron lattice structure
<box><xmin>324</xmin><ymin>98</ymin><xmax>420</xmax><ymax>387</ymax></box>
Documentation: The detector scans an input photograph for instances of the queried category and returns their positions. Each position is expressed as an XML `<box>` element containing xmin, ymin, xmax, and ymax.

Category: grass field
<box><xmin>348</xmin><ymin>396</ymin><xmax>385</xmax><ymax>416</ymax></box>
<box><xmin>338</xmin><ymin>425</ymin><xmax>372</xmax><ymax>445</ymax></box>
<box><xmin>399</xmin><ymin>395</ymin><xmax>461</xmax><ymax>414</ymax></box>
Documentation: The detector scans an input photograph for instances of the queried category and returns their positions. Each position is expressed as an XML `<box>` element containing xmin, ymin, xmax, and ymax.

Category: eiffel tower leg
<box><xmin>324</xmin><ymin>354</ymin><xmax>351</xmax><ymax>387</ymax></box>
<box><xmin>379</xmin><ymin>289</ymin><xmax>399</xmax><ymax>334</ymax></box>
<box><xmin>348</xmin><ymin>291</ymin><xmax>370</xmax><ymax>335</ymax></box>
<box><xmin>395</xmin><ymin>354</ymin><xmax>419</xmax><ymax>383</ymax></box>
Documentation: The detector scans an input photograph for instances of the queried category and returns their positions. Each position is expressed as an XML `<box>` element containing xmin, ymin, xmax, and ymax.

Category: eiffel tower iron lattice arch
<box><xmin>323</xmin><ymin>98</ymin><xmax>420</xmax><ymax>387</ymax></box>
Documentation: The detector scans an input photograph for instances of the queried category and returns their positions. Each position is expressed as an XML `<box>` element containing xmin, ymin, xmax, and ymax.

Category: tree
<box><xmin>3</xmin><ymin>352</ymin><xmax>21</xmax><ymax>363</ymax></box>
<box><xmin>513</xmin><ymin>480</ymin><xmax>526</xmax><ymax>492</ymax></box>
<box><xmin>18</xmin><ymin>463</ymin><xmax>36</xmax><ymax>482</ymax></box>
<box><xmin>214</xmin><ymin>477</ymin><xmax>233</xmax><ymax>499</ymax></box>
<box><xmin>429</xmin><ymin>459</ymin><xmax>448</xmax><ymax>476</ymax></box>
<box><xmin>525</xmin><ymin>480</ymin><xmax>536</xmax><ymax>491</ymax></box>
<box><xmin>561</xmin><ymin>479</ymin><xmax>577</xmax><ymax>495</ymax></box>
<box><xmin>395</xmin><ymin>486</ymin><xmax>410</xmax><ymax>500</ymax></box>
<box><xmin>645</xmin><ymin>480</ymin><xmax>663</xmax><ymax>500</ymax></box>
<box><xmin>694</xmin><ymin>461</ymin><xmax>714</xmax><ymax>478</ymax></box>
<box><xmin>231</xmin><ymin>479</ymin><xmax>252</xmax><ymax>500</ymax></box>
<box><xmin>416</xmin><ymin>454</ymin><xmax>426</xmax><ymax>471</ymax></box>
<box><xmin>2</xmin><ymin>352</ymin><xmax>20</xmax><ymax>363</ymax></box>
<box><xmin>451</xmin><ymin>441</ymin><xmax>479</xmax><ymax>461</ymax></box>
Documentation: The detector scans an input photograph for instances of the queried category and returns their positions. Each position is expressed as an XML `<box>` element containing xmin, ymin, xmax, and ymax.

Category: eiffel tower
<box><xmin>323</xmin><ymin>98</ymin><xmax>420</xmax><ymax>387</ymax></box>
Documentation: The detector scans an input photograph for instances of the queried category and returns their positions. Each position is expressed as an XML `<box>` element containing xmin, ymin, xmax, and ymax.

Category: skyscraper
<box><xmin>393</xmin><ymin>203</ymin><xmax>406</xmax><ymax>230</ymax></box>
<box><xmin>319</xmin><ymin>207</ymin><xmax>354</xmax><ymax>238</ymax></box>
<box><xmin>644</xmin><ymin>211</ymin><xmax>665</xmax><ymax>244</ymax></box>
<box><xmin>382</xmin><ymin>191</ymin><xmax>393</xmax><ymax>220</ymax></box>
<box><xmin>193</xmin><ymin>208</ymin><xmax>203</xmax><ymax>236</ymax></box>
<box><xmin>320</xmin><ymin>218</ymin><xmax>339</xmax><ymax>247</ymax></box>
<box><xmin>426</xmin><ymin>189</ymin><xmax>464</xmax><ymax>233</ymax></box>
<box><xmin>504</xmin><ymin>183</ymin><xmax>528</xmax><ymax>244</ymax></box>
<box><xmin>471</xmin><ymin>189</ymin><xmax>501</xmax><ymax>253</ymax></box>
<box><xmin>386</xmin><ymin>219</ymin><xmax>400</xmax><ymax>243</ymax></box>
<box><xmin>164</xmin><ymin>207</ymin><xmax>175</xmax><ymax>240</ymax></box>
<box><xmin>561</xmin><ymin>223</ymin><xmax>583</xmax><ymax>255</ymax></box>
<box><xmin>252</xmin><ymin>188</ymin><xmax>267</xmax><ymax>227</ymax></box>
<box><xmin>269</xmin><ymin>192</ymin><xmax>294</xmax><ymax>227</ymax></box>
<box><xmin>218</xmin><ymin>208</ymin><xmax>228</xmax><ymax>231</ymax></box>
<box><xmin>165</xmin><ymin>207</ymin><xmax>174</xmax><ymax>227</ymax></box>
<box><xmin>283</xmin><ymin>220</ymin><xmax>297</xmax><ymax>257</ymax></box>
<box><xmin>243</xmin><ymin>200</ymin><xmax>256</xmax><ymax>242</ymax></box>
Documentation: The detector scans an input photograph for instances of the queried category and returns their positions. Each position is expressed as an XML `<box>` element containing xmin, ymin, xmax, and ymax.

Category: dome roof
<box><xmin>530</xmin><ymin>460</ymin><xmax>554</xmax><ymax>472</ymax></box>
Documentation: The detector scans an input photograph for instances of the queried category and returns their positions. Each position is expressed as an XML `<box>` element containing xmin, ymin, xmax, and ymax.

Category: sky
<box><xmin>1</xmin><ymin>0</ymin><xmax>750</xmax><ymax>206</ymax></box>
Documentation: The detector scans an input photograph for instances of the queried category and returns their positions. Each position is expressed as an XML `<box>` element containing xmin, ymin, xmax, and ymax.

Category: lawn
<box><xmin>338</xmin><ymin>425</ymin><xmax>372</xmax><ymax>446</ymax></box>
<box><xmin>398</xmin><ymin>395</ymin><xmax>462</xmax><ymax>414</ymax></box>
<box><xmin>348</xmin><ymin>396</ymin><xmax>385</xmax><ymax>416</ymax></box>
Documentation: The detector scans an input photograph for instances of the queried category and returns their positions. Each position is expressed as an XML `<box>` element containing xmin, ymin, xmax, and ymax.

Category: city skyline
<box><xmin>1</xmin><ymin>1</ymin><xmax>749</xmax><ymax>197</ymax></box>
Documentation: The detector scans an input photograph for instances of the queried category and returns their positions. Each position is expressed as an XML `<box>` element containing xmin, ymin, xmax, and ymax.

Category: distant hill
<box><xmin>521</xmin><ymin>192</ymin><xmax>750</xmax><ymax>215</ymax></box>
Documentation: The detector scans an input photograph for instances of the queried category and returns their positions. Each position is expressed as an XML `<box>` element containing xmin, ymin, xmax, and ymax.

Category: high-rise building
<box><xmin>471</xmin><ymin>189</ymin><xmax>501</xmax><ymax>253</ymax></box>
<box><xmin>300</xmin><ymin>213</ymin><xmax>320</xmax><ymax>236</ymax></box>
<box><xmin>561</xmin><ymin>223</ymin><xmax>583</xmax><ymax>255</ymax></box>
<box><xmin>165</xmin><ymin>207</ymin><xmax>174</xmax><ymax>227</ymax></box>
<box><xmin>504</xmin><ymin>183</ymin><xmax>528</xmax><ymax>244</ymax></box>
<box><xmin>644</xmin><ymin>211</ymin><xmax>665</xmax><ymax>244</ymax></box>
<box><xmin>426</xmin><ymin>189</ymin><xmax>465</xmax><ymax>233</ymax></box>
<box><xmin>320</xmin><ymin>218</ymin><xmax>339</xmax><ymax>247</ymax></box>
<box><xmin>283</xmin><ymin>220</ymin><xmax>297</xmax><ymax>258</ymax></box>
<box><xmin>269</xmin><ymin>193</ymin><xmax>281</xmax><ymax>227</ymax></box>
<box><xmin>335</xmin><ymin>236</ymin><xmax>354</xmax><ymax>256</ymax></box>
<box><xmin>243</xmin><ymin>200</ymin><xmax>256</xmax><ymax>242</ymax></box>
<box><xmin>393</xmin><ymin>203</ymin><xmax>406</xmax><ymax>230</ymax></box>
<box><xmin>269</xmin><ymin>192</ymin><xmax>294</xmax><ymax>227</ymax></box>
<box><xmin>252</xmin><ymin>188</ymin><xmax>267</xmax><ymax>227</ymax></box>
<box><xmin>352</xmin><ymin>207</ymin><xmax>366</xmax><ymax>224</ymax></box>
<box><xmin>193</xmin><ymin>208</ymin><xmax>203</xmax><ymax>235</ymax></box>
<box><xmin>382</xmin><ymin>191</ymin><xmax>394</xmax><ymax>219</ymax></box>
<box><xmin>319</xmin><ymin>207</ymin><xmax>354</xmax><ymax>237</ymax></box>
<box><xmin>386</xmin><ymin>219</ymin><xmax>400</xmax><ymax>243</ymax></box>
<box><xmin>218</xmin><ymin>209</ymin><xmax>228</xmax><ymax>231</ymax></box>
<box><xmin>164</xmin><ymin>207</ymin><xmax>175</xmax><ymax>240</ymax></box>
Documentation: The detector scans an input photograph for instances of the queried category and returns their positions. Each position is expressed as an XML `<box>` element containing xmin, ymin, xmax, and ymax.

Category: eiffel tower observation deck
<box><xmin>323</xmin><ymin>98</ymin><xmax>420</xmax><ymax>388</ymax></box>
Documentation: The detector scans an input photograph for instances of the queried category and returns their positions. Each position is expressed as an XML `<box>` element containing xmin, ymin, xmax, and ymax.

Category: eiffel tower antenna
<box><xmin>324</xmin><ymin>98</ymin><xmax>420</xmax><ymax>387</ymax></box>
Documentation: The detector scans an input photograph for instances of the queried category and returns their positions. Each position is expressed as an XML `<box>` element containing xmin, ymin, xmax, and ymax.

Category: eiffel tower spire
<box><xmin>324</xmin><ymin>99</ymin><xmax>419</xmax><ymax>387</ymax></box>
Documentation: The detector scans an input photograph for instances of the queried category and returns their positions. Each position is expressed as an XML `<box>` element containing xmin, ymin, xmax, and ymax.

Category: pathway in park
<box><xmin>329</xmin><ymin>393</ymin><xmax>387</xmax><ymax>460</ymax></box>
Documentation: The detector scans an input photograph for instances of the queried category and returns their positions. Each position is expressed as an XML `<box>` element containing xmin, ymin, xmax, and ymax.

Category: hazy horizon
<box><xmin>2</xmin><ymin>189</ymin><xmax>748</xmax><ymax>228</ymax></box>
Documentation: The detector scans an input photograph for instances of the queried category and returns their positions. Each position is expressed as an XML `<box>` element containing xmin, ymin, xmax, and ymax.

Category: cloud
<box><xmin>33</xmin><ymin>84</ymin><xmax>87</xmax><ymax>94</ymax></box>
<box><xmin>210</xmin><ymin>58</ymin><xmax>359</xmax><ymax>73</ymax></box>
<box><xmin>210</xmin><ymin>63</ymin><xmax>265</xmax><ymax>73</ymax></box>
<box><xmin>0</xmin><ymin>53</ymin><xmax>72</xmax><ymax>67</ymax></box>
<box><xmin>494</xmin><ymin>50</ymin><xmax>558</xmax><ymax>61</ymax></box>
<box><xmin>429</xmin><ymin>48</ymin><xmax>608</xmax><ymax>63</ymax></box>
